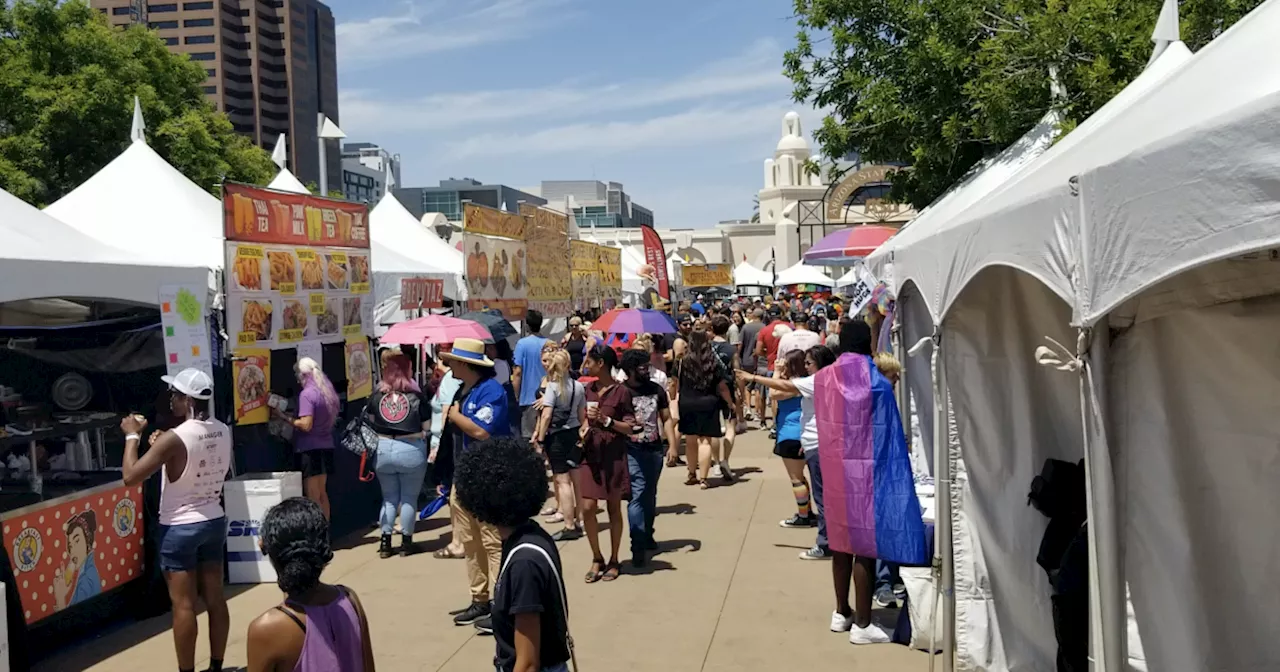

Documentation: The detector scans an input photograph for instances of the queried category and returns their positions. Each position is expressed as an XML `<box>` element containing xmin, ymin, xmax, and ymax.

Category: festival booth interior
<box><xmin>887</xmin><ymin>1</ymin><xmax>1280</xmax><ymax>668</ymax></box>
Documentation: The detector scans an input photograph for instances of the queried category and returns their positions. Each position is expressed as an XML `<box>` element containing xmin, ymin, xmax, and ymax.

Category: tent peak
<box><xmin>271</xmin><ymin>133</ymin><xmax>288</xmax><ymax>169</ymax></box>
<box><xmin>1152</xmin><ymin>0</ymin><xmax>1180</xmax><ymax>44</ymax></box>
<box><xmin>130</xmin><ymin>96</ymin><xmax>146</xmax><ymax>144</ymax></box>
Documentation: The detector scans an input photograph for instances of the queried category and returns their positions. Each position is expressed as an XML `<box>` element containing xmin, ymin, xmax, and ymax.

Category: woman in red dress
<box><xmin>577</xmin><ymin>345</ymin><xmax>636</xmax><ymax>583</ymax></box>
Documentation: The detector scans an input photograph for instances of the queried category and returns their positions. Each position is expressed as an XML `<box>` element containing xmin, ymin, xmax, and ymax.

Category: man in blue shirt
<box><xmin>690</xmin><ymin>294</ymin><xmax>706</xmax><ymax>316</ymax></box>
<box><xmin>511</xmin><ymin>310</ymin><xmax>549</xmax><ymax>439</ymax></box>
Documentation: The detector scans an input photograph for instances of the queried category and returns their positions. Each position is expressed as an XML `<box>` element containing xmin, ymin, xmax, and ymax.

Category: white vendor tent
<box><xmin>733</xmin><ymin>260</ymin><xmax>772</xmax><ymax>287</ymax></box>
<box><xmin>267</xmin><ymin>168</ymin><xmax>310</xmax><ymax>194</ymax></box>
<box><xmin>773</xmin><ymin>261</ymin><xmax>834</xmax><ymax>288</ymax></box>
<box><xmin>1</xmin><ymin>187</ymin><xmax>206</xmax><ymax>306</ymax></box>
<box><xmin>368</xmin><ymin>193</ymin><xmax>465</xmax><ymax>325</ymax></box>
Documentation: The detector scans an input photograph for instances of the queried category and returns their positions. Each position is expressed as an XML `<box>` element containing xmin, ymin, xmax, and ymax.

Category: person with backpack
<box><xmin>533</xmin><ymin>350</ymin><xmax>586</xmax><ymax>542</ymax></box>
<box><xmin>456</xmin><ymin>436</ymin><xmax>574</xmax><ymax>672</ymax></box>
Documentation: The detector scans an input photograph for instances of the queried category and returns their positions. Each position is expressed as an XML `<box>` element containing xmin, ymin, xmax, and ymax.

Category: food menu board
<box><xmin>463</xmin><ymin>203</ymin><xmax>528</xmax><ymax>320</ymax></box>
<box><xmin>570</xmin><ymin>240</ymin><xmax>600</xmax><ymax>312</ymax></box>
<box><xmin>345</xmin><ymin>337</ymin><xmax>372</xmax><ymax>401</ymax></box>
<box><xmin>597</xmin><ymin>245</ymin><xmax>622</xmax><ymax>310</ymax></box>
<box><xmin>520</xmin><ymin>204</ymin><xmax>572</xmax><ymax>317</ymax></box>
<box><xmin>222</xmin><ymin>183</ymin><xmax>373</xmax><ymax>349</ymax></box>
<box><xmin>233</xmin><ymin>348</ymin><xmax>270</xmax><ymax>425</ymax></box>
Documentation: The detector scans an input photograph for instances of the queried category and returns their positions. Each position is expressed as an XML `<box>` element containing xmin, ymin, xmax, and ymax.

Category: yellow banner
<box><xmin>520</xmin><ymin>204</ymin><xmax>572</xmax><ymax>316</ymax></box>
<box><xmin>463</xmin><ymin>202</ymin><xmax>527</xmax><ymax>240</ymax></box>
<box><xmin>232</xmin><ymin>348</ymin><xmax>270</xmax><ymax>425</ymax></box>
<box><xmin>345</xmin><ymin>337</ymin><xmax>372</xmax><ymax>401</ymax></box>
<box><xmin>570</xmin><ymin>240</ymin><xmax>600</xmax><ymax>310</ymax></box>
<box><xmin>682</xmin><ymin>263</ymin><xmax>734</xmax><ymax>288</ymax></box>
<box><xmin>597</xmin><ymin>245</ymin><xmax>622</xmax><ymax>308</ymax></box>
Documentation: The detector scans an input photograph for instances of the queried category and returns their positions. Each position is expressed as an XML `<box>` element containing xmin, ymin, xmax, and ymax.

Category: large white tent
<box><xmin>773</xmin><ymin>261</ymin><xmax>834</xmax><ymax>288</ymax></box>
<box><xmin>367</xmin><ymin>193</ymin><xmax>464</xmax><ymax>325</ymax></box>
<box><xmin>1</xmin><ymin>188</ymin><xmax>206</xmax><ymax>306</ymax></box>
<box><xmin>733</xmin><ymin>259</ymin><xmax>773</xmax><ymax>287</ymax></box>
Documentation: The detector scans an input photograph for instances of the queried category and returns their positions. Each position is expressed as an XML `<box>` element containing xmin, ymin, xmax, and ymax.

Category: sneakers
<box><xmin>874</xmin><ymin>587</ymin><xmax>898</xmax><ymax>609</ymax></box>
<box><xmin>830</xmin><ymin>610</ymin><xmax>854</xmax><ymax>632</ymax></box>
<box><xmin>473</xmin><ymin>614</ymin><xmax>494</xmax><ymax>636</ymax></box>
<box><xmin>710</xmin><ymin>462</ymin><xmax>723</xmax><ymax>479</ymax></box>
<box><xmin>768</xmin><ymin>429</ymin><xmax>777</xmax><ymax>440</ymax></box>
<box><xmin>452</xmin><ymin>601</ymin><xmax>491</xmax><ymax>626</ymax></box>
<box><xmin>779</xmin><ymin>514</ymin><xmax>818</xmax><ymax>528</ymax></box>
<box><xmin>799</xmin><ymin>546</ymin><xmax>830</xmax><ymax>561</ymax></box>
<box><xmin>550</xmin><ymin>527</ymin><xmax>582</xmax><ymax>542</ymax></box>
<box><xmin>849</xmin><ymin>622</ymin><xmax>891</xmax><ymax>645</ymax></box>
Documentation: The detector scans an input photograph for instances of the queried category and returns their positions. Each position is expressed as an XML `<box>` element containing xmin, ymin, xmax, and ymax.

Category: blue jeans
<box><xmin>627</xmin><ymin>444</ymin><xmax>664</xmax><ymax>554</ymax></box>
<box><xmin>375</xmin><ymin>437</ymin><xmax>427</xmax><ymax>536</ymax></box>
<box><xmin>805</xmin><ymin>449</ymin><xmax>828</xmax><ymax>551</ymax></box>
<box><xmin>877</xmin><ymin>560</ymin><xmax>902</xmax><ymax>592</ymax></box>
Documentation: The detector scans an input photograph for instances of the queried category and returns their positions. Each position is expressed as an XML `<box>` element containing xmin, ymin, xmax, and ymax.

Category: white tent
<box><xmin>773</xmin><ymin>261</ymin><xmax>834</xmax><ymax>288</ymax></box>
<box><xmin>45</xmin><ymin>139</ymin><xmax>224</xmax><ymax>276</ymax></box>
<box><xmin>1</xmin><ymin>188</ymin><xmax>206</xmax><ymax>305</ymax></box>
<box><xmin>268</xmin><ymin>168</ymin><xmax>310</xmax><ymax>194</ymax></box>
<box><xmin>368</xmin><ymin>193</ymin><xmax>464</xmax><ymax>321</ymax></box>
<box><xmin>733</xmin><ymin>260</ymin><xmax>772</xmax><ymax>287</ymax></box>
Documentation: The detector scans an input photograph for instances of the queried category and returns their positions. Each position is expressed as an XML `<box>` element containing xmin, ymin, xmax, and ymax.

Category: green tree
<box><xmin>0</xmin><ymin>0</ymin><xmax>275</xmax><ymax>206</ymax></box>
<box><xmin>785</xmin><ymin>0</ymin><xmax>1263</xmax><ymax>210</ymax></box>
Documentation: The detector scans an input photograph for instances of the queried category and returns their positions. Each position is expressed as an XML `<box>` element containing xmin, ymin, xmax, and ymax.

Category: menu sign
<box><xmin>223</xmin><ymin>183</ymin><xmax>373</xmax><ymax>348</ymax></box>
<box><xmin>463</xmin><ymin>203</ymin><xmax>528</xmax><ymax>320</ymax></box>
<box><xmin>158</xmin><ymin>284</ymin><xmax>213</xmax><ymax>379</ymax></box>
<box><xmin>570</xmin><ymin>240</ymin><xmax>600</xmax><ymax>312</ymax></box>
<box><xmin>520</xmin><ymin>204</ymin><xmax>572</xmax><ymax>317</ymax></box>
<box><xmin>597</xmin><ymin>246</ymin><xmax>622</xmax><ymax>310</ymax></box>
<box><xmin>400</xmin><ymin>277</ymin><xmax>445</xmax><ymax>311</ymax></box>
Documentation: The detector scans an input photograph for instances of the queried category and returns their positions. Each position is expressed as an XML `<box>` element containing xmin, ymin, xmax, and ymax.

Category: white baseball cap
<box><xmin>161</xmin><ymin>368</ymin><xmax>214</xmax><ymax>400</ymax></box>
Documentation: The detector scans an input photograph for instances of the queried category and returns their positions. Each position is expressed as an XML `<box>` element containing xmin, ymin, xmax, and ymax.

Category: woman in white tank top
<box><xmin>121</xmin><ymin>368</ymin><xmax>233</xmax><ymax>672</ymax></box>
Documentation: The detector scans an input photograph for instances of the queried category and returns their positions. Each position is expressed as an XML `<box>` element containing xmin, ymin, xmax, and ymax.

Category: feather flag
<box><xmin>814</xmin><ymin>353</ymin><xmax>927</xmax><ymax>564</ymax></box>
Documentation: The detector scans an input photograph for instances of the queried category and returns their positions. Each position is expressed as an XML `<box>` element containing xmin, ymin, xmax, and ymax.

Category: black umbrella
<box><xmin>458</xmin><ymin>309</ymin><xmax>518</xmax><ymax>342</ymax></box>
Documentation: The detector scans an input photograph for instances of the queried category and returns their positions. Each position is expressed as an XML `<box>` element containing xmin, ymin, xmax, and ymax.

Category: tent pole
<box><xmin>1082</xmin><ymin>329</ymin><xmax>1124</xmax><ymax>670</ymax></box>
<box><xmin>937</xmin><ymin>336</ymin><xmax>955</xmax><ymax>672</ymax></box>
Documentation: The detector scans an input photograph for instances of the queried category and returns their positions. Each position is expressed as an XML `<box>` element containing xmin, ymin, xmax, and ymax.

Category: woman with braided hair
<box><xmin>246</xmin><ymin>497</ymin><xmax>376</xmax><ymax>671</ymax></box>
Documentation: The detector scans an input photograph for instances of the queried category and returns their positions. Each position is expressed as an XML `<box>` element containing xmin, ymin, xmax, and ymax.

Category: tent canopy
<box><xmin>369</xmin><ymin>193</ymin><xmax>463</xmax><ymax>283</ymax></box>
<box><xmin>774</xmin><ymin>261</ymin><xmax>834</xmax><ymax>287</ymax></box>
<box><xmin>2</xmin><ymin>188</ymin><xmax>206</xmax><ymax>305</ymax></box>
<box><xmin>267</xmin><ymin>168</ymin><xmax>310</xmax><ymax>194</ymax></box>
<box><xmin>733</xmin><ymin>260</ymin><xmax>772</xmax><ymax>286</ymax></box>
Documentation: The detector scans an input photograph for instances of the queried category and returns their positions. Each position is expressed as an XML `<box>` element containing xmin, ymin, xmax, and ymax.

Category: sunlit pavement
<box><xmin>38</xmin><ymin>428</ymin><xmax>930</xmax><ymax>671</ymax></box>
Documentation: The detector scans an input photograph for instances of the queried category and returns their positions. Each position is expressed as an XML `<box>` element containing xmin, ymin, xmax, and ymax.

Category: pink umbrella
<box><xmin>381</xmin><ymin>315</ymin><xmax>492</xmax><ymax>345</ymax></box>
<box><xmin>802</xmin><ymin>225</ymin><xmax>898</xmax><ymax>264</ymax></box>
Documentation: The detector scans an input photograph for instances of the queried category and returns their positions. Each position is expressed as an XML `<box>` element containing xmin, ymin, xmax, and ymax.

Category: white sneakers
<box><xmin>830</xmin><ymin>611</ymin><xmax>891</xmax><ymax>644</ymax></box>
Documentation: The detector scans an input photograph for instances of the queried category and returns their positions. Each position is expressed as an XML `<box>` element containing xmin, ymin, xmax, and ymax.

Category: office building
<box><xmin>341</xmin><ymin>142</ymin><xmax>399</xmax><ymax>204</ymax></box>
<box><xmin>393</xmin><ymin>178</ymin><xmax>545</xmax><ymax>223</ymax></box>
<box><xmin>95</xmin><ymin>0</ymin><xmax>341</xmax><ymax>188</ymax></box>
<box><xmin>539</xmin><ymin>180</ymin><xmax>654</xmax><ymax>228</ymax></box>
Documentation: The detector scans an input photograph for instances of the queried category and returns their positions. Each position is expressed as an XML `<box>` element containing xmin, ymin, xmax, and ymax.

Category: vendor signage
<box><xmin>640</xmin><ymin>225</ymin><xmax>670</xmax><ymax>300</ymax></box>
<box><xmin>597</xmin><ymin>246</ymin><xmax>622</xmax><ymax>310</ymax></box>
<box><xmin>223</xmin><ymin>184</ymin><xmax>373</xmax><ymax>349</ymax></box>
<box><xmin>2</xmin><ymin>483</ymin><xmax>144</xmax><ymax>625</ymax></box>
<box><xmin>233</xmin><ymin>348</ymin><xmax>270</xmax><ymax>425</ymax></box>
<box><xmin>520</xmin><ymin>204</ymin><xmax>572</xmax><ymax>317</ymax></box>
<box><xmin>682</xmin><ymin>263</ymin><xmax>734</xmax><ymax>288</ymax></box>
<box><xmin>400</xmin><ymin>277</ymin><xmax>445</xmax><ymax>311</ymax></box>
<box><xmin>159</xmin><ymin>284</ymin><xmax>213</xmax><ymax>379</ymax></box>
<box><xmin>463</xmin><ymin>203</ymin><xmax>527</xmax><ymax>321</ymax></box>
<box><xmin>345</xmin><ymin>337</ymin><xmax>372</xmax><ymax>401</ymax></box>
<box><xmin>570</xmin><ymin>240</ymin><xmax>600</xmax><ymax>312</ymax></box>
<box><xmin>844</xmin><ymin>264</ymin><xmax>879</xmax><ymax>315</ymax></box>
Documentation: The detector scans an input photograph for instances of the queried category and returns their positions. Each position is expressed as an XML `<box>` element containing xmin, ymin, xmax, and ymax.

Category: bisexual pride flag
<box><xmin>814</xmin><ymin>353</ymin><xmax>928</xmax><ymax>564</ymax></box>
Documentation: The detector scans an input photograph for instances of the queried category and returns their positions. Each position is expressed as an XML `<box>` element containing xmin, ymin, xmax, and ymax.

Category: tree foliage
<box><xmin>785</xmin><ymin>0</ymin><xmax>1264</xmax><ymax>209</ymax></box>
<box><xmin>0</xmin><ymin>0</ymin><xmax>275</xmax><ymax>206</ymax></box>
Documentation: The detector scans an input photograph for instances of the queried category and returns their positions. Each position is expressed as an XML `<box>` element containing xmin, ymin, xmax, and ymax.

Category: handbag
<box><xmin>341</xmin><ymin>412</ymin><xmax>379</xmax><ymax>482</ymax></box>
<box><xmin>499</xmin><ymin>543</ymin><xmax>578</xmax><ymax>672</ymax></box>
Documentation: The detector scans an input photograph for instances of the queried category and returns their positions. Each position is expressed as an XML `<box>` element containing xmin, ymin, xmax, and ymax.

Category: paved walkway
<box><xmin>37</xmin><ymin>429</ymin><xmax>930</xmax><ymax>671</ymax></box>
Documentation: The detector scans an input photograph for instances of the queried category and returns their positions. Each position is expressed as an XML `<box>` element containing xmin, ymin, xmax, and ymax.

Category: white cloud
<box><xmin>336</xmin><ymin>0</ymin><xmax>570</xmax><ymax>65</ymax></box>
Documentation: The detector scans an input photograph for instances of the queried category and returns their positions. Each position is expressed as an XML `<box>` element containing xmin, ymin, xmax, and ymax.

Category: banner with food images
<box><xmin>222</xmin><ymin>183</ymin><xmax>373</xmax><ymax>349</ymax></box>
<box><xmin>570</xmin><ymin>240</ymin><xmax>600</xmax><ymax>312</ymax></box>
<box><xmin>519</xmin><ymin>204</ymin><xmax>572</xmax><ymax>318</ymax></box>
<box><xmin>345</xmin><ymin>337</ymin><xmax>372</xmax><ymax>401</ymax></box>
<box><xmin>596</xmin><ymin>245</ymin><xmax>622</xmax><ymax>310</ymax></box>
<box><xmin>463</xmin><ymin>203</ymin><xmax>528</xmax><ymax>320</ymax></box>
<box><xmin>233</xmin><ymin>347</ymin><xmax>270</xmax><ymax>425</ymax></box>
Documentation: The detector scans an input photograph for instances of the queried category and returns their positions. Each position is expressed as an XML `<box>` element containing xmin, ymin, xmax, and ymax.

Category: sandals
<box><xmin>602</xmin><ymin>561</ymin><xmax>621</xmax><ymax>582</ymax></box>
<box><xmin>684</xmin><ymin>473</ymin><xmax>700</xmax><ymax>486</ymax></box>
<box><xmin>434</xmin><ymin>547</ymin><xmax>464</xmax><ymax>559</ymax></box>
<box><xmin>585</xmin><ymin>558</ymin><xmax>605</xmax><ymax>584</ymax></box>
<box><xmin>699</xmin><ymin>479</ymin><xmax>711</xmax><ymax>490</ymax></box>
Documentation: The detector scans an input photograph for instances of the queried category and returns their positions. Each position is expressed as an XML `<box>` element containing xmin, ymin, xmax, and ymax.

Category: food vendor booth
<box><xmin>774</xmin><ymin>261</ymin><xmax>835</xmax><ymax>299</ymax></box>
<box><xmin>0</xmin><ymin>186</ymin><xmax>209</xmax><ymax>664</ymax></box>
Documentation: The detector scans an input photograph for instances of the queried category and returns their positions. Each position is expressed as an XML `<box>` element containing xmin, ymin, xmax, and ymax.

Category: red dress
<box><xmin>575</xmin><ymin>381</ymin><xmax>634</xmax><ymax>501</ymax></box>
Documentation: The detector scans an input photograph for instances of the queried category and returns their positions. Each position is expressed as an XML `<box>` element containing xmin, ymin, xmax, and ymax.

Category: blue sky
<box><xmin>333</xmin><ymin>0</ymin><xmax>824</xmax><ymax>228</ymax></box>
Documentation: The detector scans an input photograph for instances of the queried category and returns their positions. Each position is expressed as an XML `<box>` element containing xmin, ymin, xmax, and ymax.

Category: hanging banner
<box><xmin>520</xmin><ymin>204</ymin><xmax>572</xmax><ymax>317</ymax></box>
<box><xmin>597</xmin><ymin>246</ymin><xmax>622</xmax><ymax>310</ymax></box>
<box><xmin>570</xmin><ymin>240</ymin><xmax>600</xmax><ymax>312</ymax></box>
<box><xmin>844</xmin><ymin>264</ymin><xmax>879</xmax><ymax>315</ymax></box>
<box><xmin>159</xmin><ymin>284</ymin><xmax>213</xmax><ymax>379</ymax></box>
<box><xmin>463</xmin><ymin>204</ymin><xmax>528</xmax><ymax>320</ymax></box>
<box><xmin>223</xmin><ymin>183</ymin><xmax>372</xmax><ymax>349</ymax></box>
<box><xmin>232</xmin><ymin>347</ymin><xmax>270</xmax><ymax>425</ymax></box>
<box><xmin>682</xmin><ymin>263</ymin><xmax>734</xmax><ymax>288</ymax></box>
<box><xmin>463</xmin><ymin>203</ymin><xmax>527</xmax><ymax>239</ymax></box>
<box><xmin>400</xmin><ymin>277</ymin><xmax>445</xmax><ymax>310</ymax></box>
<box><xmin>345</xmin><ymin>337</ymin><xmax>372</xmax><ymax>401</ymax></box>
<box><xmin>640</xmin><ymin>225</ymin><xmax>669</xmax><ymax>301</ymax></box>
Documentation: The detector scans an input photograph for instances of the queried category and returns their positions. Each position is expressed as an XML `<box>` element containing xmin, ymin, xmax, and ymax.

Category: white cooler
<box><xmin>224</xmin><ymin>472</ymin><xmax>303</xmax><ymax>584</ymax></box>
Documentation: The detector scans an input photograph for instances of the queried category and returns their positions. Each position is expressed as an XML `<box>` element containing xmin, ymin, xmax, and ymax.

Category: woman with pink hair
<box><xmin>275</xmin><ymin>357</ymin><xmax>340</xmax><ymax>520</ymax></box>
<box><xmin>363</xmin><ymin>351</ymin><xmax>429</xmax><ymax>558</ymax></box>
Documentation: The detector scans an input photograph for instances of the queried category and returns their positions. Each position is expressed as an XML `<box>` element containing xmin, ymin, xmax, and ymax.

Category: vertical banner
<box><xmin>520</xmin><ymin>204</ymin><xmax>572</xmax><ymax>317</ymax></box>
<box><xmin>463</xmin><ymin>203</ymin><xmax>528</xmax><ymax>320</ymax></box>
<box><xmin>570</xmin><ymin>240</ymin><xmax>600</xmax><ymax>313</ymax></box>
<box><xmin>596</xmin><ymin>246</ymin><xmax>622</xmax><ymax>310</ymax></box>
<box><xmin>640</xmin><ymin>224</ymin><xmax>669</xmax><ymax>301</ymax></box>
<box><xmin>844</xmin><ymin>264</ymin><xmax>879</xmax><ymax>315</ymax></box>
<box><xmin>232</xmin><ymin>348</ymin><xmax>271</xmax><ymax>425</ymax></box>
<box><xmin>345</xmin><ymin>337</ymin><xmax>372</xmax><ymax>400</ymax></box>
<box><xmin>158</xmin><ymin>284</ymin><xmax>213</xmax><ymax>379</ymax></box>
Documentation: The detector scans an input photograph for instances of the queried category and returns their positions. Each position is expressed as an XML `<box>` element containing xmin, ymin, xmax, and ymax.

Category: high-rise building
<box><xmin>394</xmin><ymin>178</ymin><xmax>545</xmax><ymax>223</ymax></box>
<box><xmin>539</xmin><ymin>180</ymin><xmax>654</xmax><ymax>228</ymax></box>
<box><xmin>94</xmin><ymin>0</ymin><xmax>341</xmax><ymax>188</ymax></box>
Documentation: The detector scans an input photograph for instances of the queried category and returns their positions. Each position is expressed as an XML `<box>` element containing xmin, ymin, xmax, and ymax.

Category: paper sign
<box><xmin>845</xmin><ymin>264</ymin><xmax>880</xmax><ymax>315</ymax></box>
<box><xmin>296</xmin><ymin>341</ymin><xmax>323</xmax><ymax>369</ymax></box>
<box><xmin>158</xmin><ymin>285</ymin><xmax>213</xmax><ymax>379</ymax></box>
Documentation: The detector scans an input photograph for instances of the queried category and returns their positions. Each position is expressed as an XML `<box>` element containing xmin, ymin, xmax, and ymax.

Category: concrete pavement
<box><xmin>37</xmin><ymin>428</ymin><xmax>931</xmax><ymax>671</ymax></box>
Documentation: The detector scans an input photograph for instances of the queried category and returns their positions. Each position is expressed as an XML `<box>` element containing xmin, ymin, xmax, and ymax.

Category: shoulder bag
<box><xmin>341</xmin><ymin>409</ymin><xmax>379</xmax><ymax>482</ymax></box>
<box><xmin>499</xmin><ymin>543</ymin><xmax>577</xmax><ymax>672</ymax></box>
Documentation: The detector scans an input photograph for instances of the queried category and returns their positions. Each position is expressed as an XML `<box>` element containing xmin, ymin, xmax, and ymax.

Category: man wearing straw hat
<box><xmin>441</xmin><ymin>338</ymin><xmax>514</xmax><ymax>632</ymax></box>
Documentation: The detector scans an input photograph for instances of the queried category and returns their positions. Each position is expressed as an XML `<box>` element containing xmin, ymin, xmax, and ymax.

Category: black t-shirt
<box><xmin>363</xmin><ymin>388</ymin><xmax>428</xmax><ymax>436</ymax></box>
<box><xmin>711</xmin><ymin>341</ymin><xmax>736</xmax><ymax>385</ymax></box>
<box><xmin>626</xmin><ymin>380</ymin><xmax>669</xmax><ymax>448</ymax></box>
<box><xmin>494</xmin><ymin>522</ymin><xmax>571</xmax><ymax>672</ymax></box>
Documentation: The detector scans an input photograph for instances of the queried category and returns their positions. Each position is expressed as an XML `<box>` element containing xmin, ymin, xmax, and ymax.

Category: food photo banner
<box><xmin>570</xmin><ymin>240</ymin><xmax>600</xmax><ymax>312</ymax></box>
<box><xmin>223</xmin><ymin>184</ymin><xmax>373</xmax><ymax>349</ymax></box>
<box><xmin>520</xmin><ymin>204</ymin><xmax>572</xmax><ymax>318</ymax></box>
<box><xmin>597</xmin><ymin>246</ymin><xmax>622</xmax><ymax>310</ymax></box>
<box><xmin>681</xmin><ymin>263</ymin><xmax>734</xmax><ymax>288</ymax></box>
<box><xmin>463</xmin><ymin>203</ymin><xmax>528</xmax><ymax>320</ymax></box>
<box><xmin>232</xmin><ymin>347</ymin><xmax>270</xmax><ymax>425</ymax></box>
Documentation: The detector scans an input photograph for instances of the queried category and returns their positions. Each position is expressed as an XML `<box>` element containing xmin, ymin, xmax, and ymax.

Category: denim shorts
<box><xmin>159</xmin><ymin>517</ymin><xmax>227</xmax><ymax>572</ymax></box>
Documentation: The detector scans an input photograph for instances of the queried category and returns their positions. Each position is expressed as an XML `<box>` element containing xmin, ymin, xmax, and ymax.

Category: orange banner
<box><xmin>463</xmin><ymin>203</ymin><xmax>527</xmax><ymax>240</ymax></box>
<box><xmin>223</xmin><ymin>182</ymin><xmax>370</xmax><ymax>248</ymax></box>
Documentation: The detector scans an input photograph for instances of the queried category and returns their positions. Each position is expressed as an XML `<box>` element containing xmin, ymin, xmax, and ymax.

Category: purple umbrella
<box><xmin>591</xmin><ymin>308</ymin><xmax>679</xmax><ymax>334</ymax></box>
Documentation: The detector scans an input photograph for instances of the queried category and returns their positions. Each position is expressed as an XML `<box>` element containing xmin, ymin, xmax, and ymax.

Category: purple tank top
<box><xmin>286</xmin><ymin>589</ymin><xmax>364</xmax><ymax>672</ymax></box>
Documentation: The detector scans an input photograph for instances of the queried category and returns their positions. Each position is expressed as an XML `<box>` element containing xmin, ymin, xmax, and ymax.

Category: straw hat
<box><xmin>439</xmin><ymin>338</ymin><xmax>494</xmax><ymax>367</ymax></box>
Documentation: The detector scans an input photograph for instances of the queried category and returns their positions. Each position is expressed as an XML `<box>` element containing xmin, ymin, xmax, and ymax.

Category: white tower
<box><xmin>759</xmin><ymin>111</ymin><xmax>827</xmax><ymax>269</ymax></box>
